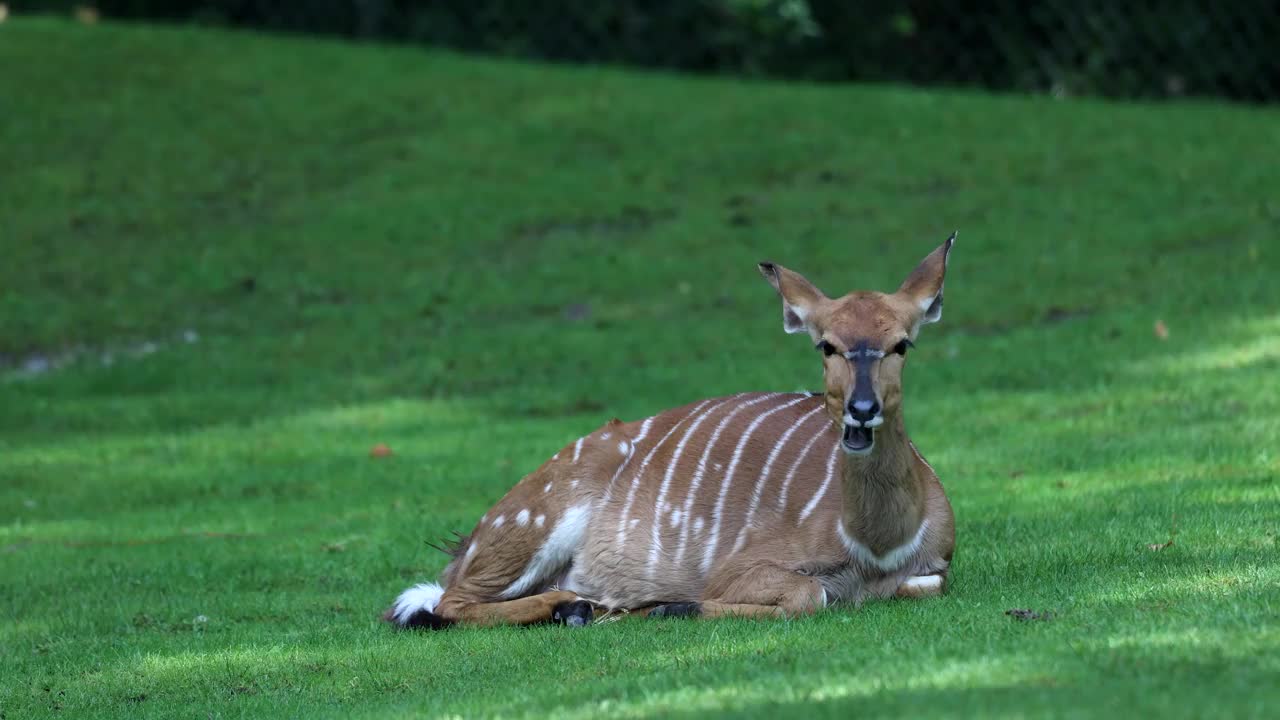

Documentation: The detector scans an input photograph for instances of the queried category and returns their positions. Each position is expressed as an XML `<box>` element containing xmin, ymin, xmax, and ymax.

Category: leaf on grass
<box><xmin>74</xmin><ymin>5</ymin><xmax>99</xmax><ymax>23</ymax></box>
<box><xmin>1146</xmin><ymin>512</ymin><xmax>1178</xmax><ymax>551</ymax></box>
<box><xmin>369</xmin><ymin>443</ymin><xmax>393</xmax><ymax>458</ymax></box>
<box><xmin>1154</xmin><ymin>319</ymin><xmax>1169</xmax><ymax>340</ymax></box>
<box><xmin>1006</xmin><ymin>608</ymin><xmax>1052</xmax><ymax>621</ymax></box>
<box><xmin>0</xmin><ymin>5</ymin><xmax>9</xmax><ymax>24</ymax></box>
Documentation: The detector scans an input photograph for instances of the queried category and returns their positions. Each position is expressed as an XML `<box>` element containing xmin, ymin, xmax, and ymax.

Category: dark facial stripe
<box><xmin>843</xmin><ymin>340</ymin><xmax>882</xmax><ymax>408</ymax></box>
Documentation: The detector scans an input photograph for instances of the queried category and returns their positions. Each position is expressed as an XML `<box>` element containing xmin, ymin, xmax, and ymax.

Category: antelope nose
<box><xmin>848</xmin><ymin>399</ymin><xmax>880</xmax><ymax>423</ymax></box>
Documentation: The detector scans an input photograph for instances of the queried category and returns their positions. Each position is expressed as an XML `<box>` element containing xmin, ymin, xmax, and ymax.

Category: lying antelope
<box><xmin>386</xmin><ymin>235</ymin><xmax>957</xmax><ymax>628</ymax></box>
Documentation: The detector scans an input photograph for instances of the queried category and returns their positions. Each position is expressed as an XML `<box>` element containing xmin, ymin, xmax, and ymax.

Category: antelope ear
<box><xmin>897</xmin><ymin>232</ymin><xmax>955</xmax><ymax>325</ymax></box>
<box><xmin>757</xmin><ymin>262</ymin><xmax>827</xmax><ymax>338</ymax></box>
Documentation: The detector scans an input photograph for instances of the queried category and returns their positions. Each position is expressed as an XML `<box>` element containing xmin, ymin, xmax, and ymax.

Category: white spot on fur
<box><xmin>535</xmin><ymin>514</ymin><xmax>545</xmax><ymax>528</ymax></box>
<box><xmin>553</xmin><ymin>453</ymin><xmax>560</xmax><ymax>460</ymax></box>
<box><xmin>837</xmin><ymin>517</ymin><xmax>930</xmax><ymax>573</ymax></box>
<box><xmin>713</xmin><ymin>462</ymin><xmax>723</xmax><ymax>472</ymax></box>
<box><xmin>544</xmin><ymin>482</ymin><xmax>552</xmax><ymax>493</ymax></box>
<box><xmin>669</xmin><ymin>510</ymin><xmax>682</xmax><ymax>527</ymax></box>
<box><xmin>570</xmin><ymin>480</ymin><xmax>580</xmax><ymax>489</ymax></box>
<box><xmin>465</xmin><ymin>544</ymin><xmax>476</xmax><ymax>560</ymax></box>
<box><xmin>618</xmin><ymin>440</ymin><xmax>630</xmax><ymax>455</ymax></box>
<box><xmin>492</xmin><ymin>515</ymin><xmax>506</xmax><ymax>528</ymax></box>
<box><xmin>516</xmin><ymin>509</ymin><xmax>530</xmax><ymax>526</ymax></box>
<box><xmin>501</xmin><ymin>504</ymin><xmax>591</xmax><ymax>599</ymax></box>
<box><xmin>630</xmin><ymin>518</ymin><xmax>640</xmax><ymax>528</ymax></box>
<box><xmin>693</xmin><ymin>516</ymin><xmax>705</xmax><ymax>534</ymax></box>
<box><xmin>601</xmin><ymin>418</ymin><xmax>654</xmax><ymax>507</ymax></box>
<box><xmin>601</xmin><ymin>432</ymin><xmax>612</xmax><ymax>440</ymax></box>
<box><xmin>572</xmin><ymin>437</ymin><xmax>584</xmax><ymax>463</ymax></box>
<box><xmin>388</xmin><ymin>582</ymin><xmax>444</xmax><ymax>625</ymax></box>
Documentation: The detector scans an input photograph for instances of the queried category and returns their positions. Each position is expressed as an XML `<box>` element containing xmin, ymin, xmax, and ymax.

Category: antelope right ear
<box><xmin>758</xmin><ymin>262</ymin><xmax>827</xmax><ymax>338</ymax></box>
<box><xmin>897</xmin><ymin>231</ymin><xmax>956</xmax><ymax>326</ymax></box>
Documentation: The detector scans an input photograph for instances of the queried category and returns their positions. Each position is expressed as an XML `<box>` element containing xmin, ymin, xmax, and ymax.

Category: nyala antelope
<box><xmin>386</xmin><ymin>235</ymin><xmax>957</xmax><ymax>628</ymax></box>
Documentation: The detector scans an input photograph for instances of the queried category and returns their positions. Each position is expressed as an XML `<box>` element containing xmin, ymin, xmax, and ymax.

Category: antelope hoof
<box><xmin>552</xmin><ymin>600</ymin><xmax>594</xmax><ymax>627</ymax></box>
<box><xmin>649</xmin><ymin>602</ymin><xmax>702</xmax><ymax>618</ymax></box>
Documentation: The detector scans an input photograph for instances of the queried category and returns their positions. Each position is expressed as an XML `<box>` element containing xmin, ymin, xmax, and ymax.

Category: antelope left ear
<box><xmin>897</xmin><ymin>231</ymin><xmax>955</xmax><ymax>325</ymax></box>
<box><xmin>757</xmin><ymin>261</ymin><xmax>827</xmax><ymax>338</ymax></box>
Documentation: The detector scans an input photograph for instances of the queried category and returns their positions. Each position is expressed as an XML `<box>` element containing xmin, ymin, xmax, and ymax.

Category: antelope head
<box><xmin>759</xmin><ymin>233</ymin><xmax>954</xmax><ymax>455</ymax></box>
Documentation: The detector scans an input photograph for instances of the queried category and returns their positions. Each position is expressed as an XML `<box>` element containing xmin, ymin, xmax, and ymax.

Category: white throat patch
<box><xmin>836</xmin><ymin>518</ymin><xmax>929</xmax><ymax>573</ymax></box>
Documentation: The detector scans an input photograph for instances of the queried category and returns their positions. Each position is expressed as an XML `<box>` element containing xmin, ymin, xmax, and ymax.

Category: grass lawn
<box><xmin>2</xmin><ymin>16</ymin><xmax>1279</xmax><ymax>719</ymax></box>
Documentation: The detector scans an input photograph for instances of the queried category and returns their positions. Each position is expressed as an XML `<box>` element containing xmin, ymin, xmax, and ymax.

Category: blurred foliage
<box><xmin>14</xmin><ymin>0</ymin><xmax>1280</xmax><ymax>100</ymax></box>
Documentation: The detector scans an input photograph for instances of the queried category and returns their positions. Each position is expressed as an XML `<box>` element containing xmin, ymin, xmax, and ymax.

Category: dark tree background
<box><xmin>19</xmin><ymin>0</ymin><xmax>1280</xmax><ymax>101</ymax></box>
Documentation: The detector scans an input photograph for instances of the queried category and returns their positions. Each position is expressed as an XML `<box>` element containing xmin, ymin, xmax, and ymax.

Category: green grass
<box><xmin>2</xmin><ymin>16</ymin><xmax>1280</xmax><ymax>719</ymax></box>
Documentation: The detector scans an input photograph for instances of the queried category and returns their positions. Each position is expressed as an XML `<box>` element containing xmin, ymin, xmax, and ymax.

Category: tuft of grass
<box><xmin>2</xmin><ymin>17</ymin><xmax>1279</xmax><ymax>720</ymax></box>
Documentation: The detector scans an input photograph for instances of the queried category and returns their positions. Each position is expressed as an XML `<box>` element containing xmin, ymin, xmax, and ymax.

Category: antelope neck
<box><xmin>836</xmin><ymin>411</ymin><xmax>926</xmax><ymax>554</ymax></box>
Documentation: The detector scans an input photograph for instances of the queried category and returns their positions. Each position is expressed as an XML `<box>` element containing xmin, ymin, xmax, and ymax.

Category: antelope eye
<box><xmin>816</xmin><ymin>340</ymin><xmax>837</xmax><ymax>357</ymax></box>
<box><xmin>893</xmin><ymin>338</ymin><xmax>914</xmax><ymax>356</ymax></box>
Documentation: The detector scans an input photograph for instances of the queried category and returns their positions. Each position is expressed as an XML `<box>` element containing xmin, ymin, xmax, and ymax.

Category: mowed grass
<box><xmin>2</xmin><ymin>16</ymin><xmax>1279</xmax><ymax>719</ymax></box>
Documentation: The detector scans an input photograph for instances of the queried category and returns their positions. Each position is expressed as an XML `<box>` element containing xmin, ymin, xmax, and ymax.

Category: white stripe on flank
<box><xmin>672</xmin><ymin>393</ymin><xmax>779</xmax><ymax>568</ymax></box>
<box><xmin>799</xmin><ymin>443</ymin><xmax>840</xmax><ymax>523</ymax></box>
<box><xmin>645</xmin><ymin>397</ymin><xmax>735</xmax><ymax>574</ymax></box>
<box><xmin>730</xmin><ymin>404</ymin><xmax>824</xmax><ymax>554</ymax></box>
<box><xmin>600</xmin><ymin>417</ymin><xmax>655</xmax><ymax>505</ymax></box>
<box><xmin>501</xmin><ymin>504</ymin><xmax>591</xmax><ymax>598</ymax></box>
<box><xmin>702</xmin><ymin>395</ymin><xmax>810</xmax><ymax>574</ymax></box>
<box><xmin>777</xmin><ymin>422</ymin><xmax>830</xmax><ymax>512</ymax></box>
<box><xmin>572</xmin><ymin>438</ymin><xmax>584</xmax><ymax>463</ymax></box>
<box><xmin>460</xmin><ymin>542</ymin><xmax>478</xmax><ymax>574</ymax></box>
<box><xmin>616</xmin><ymin>400</ymin><xmax>714</xmax><ymax>549</ymax></box>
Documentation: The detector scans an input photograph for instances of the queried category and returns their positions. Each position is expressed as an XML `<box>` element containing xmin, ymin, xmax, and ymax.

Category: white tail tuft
<box><xmin>389</xmin><ymin>582</ymin><xmax>445</xmax><ymax>625</ymax></box>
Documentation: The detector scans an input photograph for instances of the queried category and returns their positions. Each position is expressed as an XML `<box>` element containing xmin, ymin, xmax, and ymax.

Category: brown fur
<box><xmin>386</xmin><ymin>238</ymin><xmax>958</xmax><ymax>627</ymax></box>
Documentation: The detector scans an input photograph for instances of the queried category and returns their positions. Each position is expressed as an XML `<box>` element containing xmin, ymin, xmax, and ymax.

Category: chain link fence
<box><xmin>27</xmin><ymin>1</ymin><xmax>1280</xmax><ymax>102</ymax></box>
